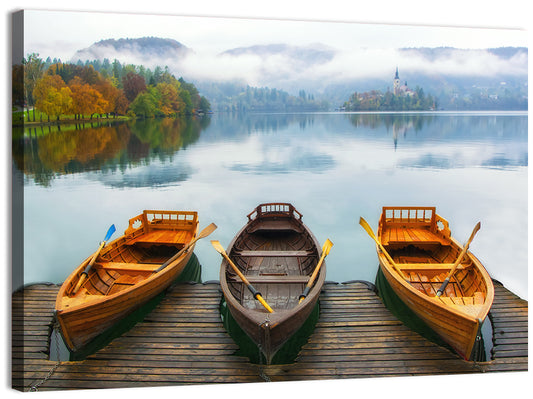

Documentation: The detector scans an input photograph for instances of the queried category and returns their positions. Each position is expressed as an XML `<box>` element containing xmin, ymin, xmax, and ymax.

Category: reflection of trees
<box><xmin>345</xmin><ymin>113</ymin><xmax>434</xmax><ymax>132</ymax></box>
<box><xmin>13</xmin><ymin>117</ymin><xmax>208</xmax><ymax>186</ymax></box>
<box><xmin>204</xmin><ymin>113</ymin><xmax>317</xmax><ymax>140</ymax></box>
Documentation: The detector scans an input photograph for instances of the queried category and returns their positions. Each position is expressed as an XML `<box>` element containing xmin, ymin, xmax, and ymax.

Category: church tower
<box><xmin>393</xmin><ymin>67</ymin><xmax>400</xmax><ymax>95</ymax></box>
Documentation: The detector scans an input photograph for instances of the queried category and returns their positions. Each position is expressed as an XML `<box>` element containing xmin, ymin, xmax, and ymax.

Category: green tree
<box><xmin>130</xmin><ymin>90</ymin><xmax>156</xmax><ymax>118</ymax></box>
<box><xmin>22</xmin><ymin>53</ymin><xmax>45</xmax><ymax>121</ymax></box>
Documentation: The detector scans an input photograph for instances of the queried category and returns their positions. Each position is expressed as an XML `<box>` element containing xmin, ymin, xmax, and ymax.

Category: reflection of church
<box><xmin>393</xmin><ymin>67</ymin><xmax>416</xmax><ymax>97</ymax></box>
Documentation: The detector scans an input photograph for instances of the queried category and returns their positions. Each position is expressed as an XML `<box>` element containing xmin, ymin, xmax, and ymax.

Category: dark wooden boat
<box><xmin>369</xmin><ymin>206</ymin><xmax>494</xmax><ymax>360</ymax></box>
<box><xmin>55</xmin><ymin>210</ymin><xmax>200</xmax><ymax>352</ymax></box>
<box><xmin>218</xmin><ymin>203</ymin><xmax>327</xmax><ymax>364</ymax></box>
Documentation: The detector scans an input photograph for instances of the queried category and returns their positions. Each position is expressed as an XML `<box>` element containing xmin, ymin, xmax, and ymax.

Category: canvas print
<box><xmin>12</xmin><ymin>9</ymin><xmax>527</xmax><ymax>392</ymax></box>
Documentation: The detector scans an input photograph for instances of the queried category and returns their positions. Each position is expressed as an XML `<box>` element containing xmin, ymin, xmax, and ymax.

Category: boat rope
<box><xmin>257</xmin><ymin>319</ymin><xmax>271</xmax><ymax>382</ymax></box>
<box><xmin>29</xmin><ymin>319</ymin><xmax>62</xmax><ymax>391</ymax></box>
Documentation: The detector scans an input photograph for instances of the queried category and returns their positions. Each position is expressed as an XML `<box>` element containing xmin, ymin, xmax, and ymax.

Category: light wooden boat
<box><xmin>373</xmin><ymin>206</ymin><xmax>494</xmax><ymax>360</ymax></box>
<box><xmin>218</xmin><ymin>203</ymin><xmax>326</xmax><ymax>364</ymax></box>
<box><xmin>55</xmin><ymin>210</ymin><xmax>199</xmax><ymax>352</ymax></box>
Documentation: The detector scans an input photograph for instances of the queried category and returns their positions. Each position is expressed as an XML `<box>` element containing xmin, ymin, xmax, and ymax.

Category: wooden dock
<box><xmin>12</xmin><ymin>280</ymin><xmax>527</xmax><ymax>391</ymax></box>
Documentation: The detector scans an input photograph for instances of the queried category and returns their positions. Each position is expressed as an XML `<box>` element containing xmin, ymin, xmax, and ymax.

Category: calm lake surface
<box><xmin>15</xmin><ymin>112</ymin><xmax>528</xmax><ymax>300</ymax></box>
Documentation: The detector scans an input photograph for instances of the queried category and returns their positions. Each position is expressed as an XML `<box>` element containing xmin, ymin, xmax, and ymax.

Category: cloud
<box><xmin>68</xmin><ymin>37</ymin><xmax>527</xmax><ymax>93</ymax></box>
<box><xmin>172</xmin><ymin>46</ymin><xmax>527</xmax><ymax>88</ymax></box>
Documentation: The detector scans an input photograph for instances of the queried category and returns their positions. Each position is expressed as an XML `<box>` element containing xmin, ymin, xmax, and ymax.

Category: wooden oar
<box><xmin>359</xmin><ymin>217</ymin><xmax>405</xmax><ymax>278</ymax></box>
<box><xmin>298</xmin><ymin>239</ymin><xmax>333</xmax><ymax>304</ymax></box>
<box><xmin>72</xmin><ymin>224</ymin><xmax>116</xmax><ymax>294</ymax></box>
<box><xmin>153</xmin><ymin>223</ymin><xmax>218</xmax><ymax>273</ymax></box>
<box><xmin>211</xmin><ymin>240</ymin><xmax>274</xmax><ymax>313</ymax></box>
<box><xmin>436</xmin><ymin>222</ymin><xmax>481</xmax><ymax>297</ymax></box>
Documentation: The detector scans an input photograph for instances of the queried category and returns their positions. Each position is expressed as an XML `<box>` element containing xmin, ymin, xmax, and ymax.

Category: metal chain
<box><xmin>29</xmin><ymin>322</ymin><xmax>62</xmax><ymax>391</ymax></box>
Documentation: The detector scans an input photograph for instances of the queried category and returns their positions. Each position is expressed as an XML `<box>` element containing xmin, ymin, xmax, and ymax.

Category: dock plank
<box><xmin>12</xmin><ymin>279</ymin><xmax>527</xmax><ymax>391</ymax></box>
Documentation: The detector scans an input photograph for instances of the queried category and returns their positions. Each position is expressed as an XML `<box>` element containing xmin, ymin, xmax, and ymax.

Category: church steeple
<box><xmin>393</xmin><ymin>67</ymin><xmax>400</xmax><ymax>95</ymax></box>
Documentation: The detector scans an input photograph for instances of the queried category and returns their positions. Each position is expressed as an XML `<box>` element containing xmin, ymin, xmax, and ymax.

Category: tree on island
<box><xmin>342</xmin><ymin>87</ymin><xmax>436</xmax><ymax>111</ymax></box>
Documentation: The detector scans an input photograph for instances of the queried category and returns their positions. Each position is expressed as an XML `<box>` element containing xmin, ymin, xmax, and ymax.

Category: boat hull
<box><xmin>375</xmin><ymin>206</ymin><xmax>494</xmax><ymax>360</ymax></box>
<box><xmin>219</xmin><ymin>203</ymin><xmax>325</xmax><ymax>363</ymax></box>
<box><xmin>56</xmin><ymin>210</ymin><xmax>199</xmax><ymax>352</ymax></box>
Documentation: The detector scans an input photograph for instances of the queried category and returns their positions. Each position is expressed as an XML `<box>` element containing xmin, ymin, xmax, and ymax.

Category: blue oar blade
<box><xmin>104</xmin><ymin>224</ymin><xmax>116</xmax><ymax>242</ymax></box>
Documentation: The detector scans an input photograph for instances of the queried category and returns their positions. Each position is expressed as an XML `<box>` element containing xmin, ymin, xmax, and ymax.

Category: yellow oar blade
<box><xmin>359</xmin><ymin>217</ymin><xmax>377</xmax><ymax>242</ymax></box>
<box><xmin>210</xmin><ymin>240</ymin><xmax>226</xmax><ymax>254</ymax></box>
<box><xmin>322</xmin><ymin>238</ymin><xmax>334</xmax><ymax>256</ymax></box>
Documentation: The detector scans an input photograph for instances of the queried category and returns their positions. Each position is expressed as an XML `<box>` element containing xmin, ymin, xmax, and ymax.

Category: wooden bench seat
<box><xmin>229</xmin><ymin>275</ymin><xmax>310</xmax><ymax>284</ymax></box>
<box><xmin>398</xmin><ymin>263</ymin><xmax>466</xmax><ymax>271</ymax></box>
<box><xmin>246</xmin><ymin>220</ymin><xmax>303</xmax><ymax>234</ymax></box>
<box><xmin>126</xmin><ymin>230</ymin><xmax>193</xmax><ymax>246</ymax></box>
<box><xmin>95</xmin><ymin>262</ymin><xmax>160</xmax><ymax>273</ymax></box>
<box><xmin>382</xmin><ymin>226</ymin><xmax>449</xmax><ymax>246</ymax></box>
<box><xmin>234</xmin><ymin>250</ymin><xmax>312</xmax><ymax>257</ymax></box>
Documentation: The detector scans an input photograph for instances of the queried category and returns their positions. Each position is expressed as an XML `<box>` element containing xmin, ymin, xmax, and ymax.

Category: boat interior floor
<box><xmin>232</xmin><ymin>232</ymin><xmax>317</xmax><ymax>311</ymax></box>
<box><xmin>389</xmin><ymin>245</ymin><xmax>484</xmax><ymax>304</ymax></box>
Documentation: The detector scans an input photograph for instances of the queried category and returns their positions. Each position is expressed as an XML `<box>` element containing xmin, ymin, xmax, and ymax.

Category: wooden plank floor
<box><xmin>12</xmin><ymin>280</ymin><xmax>527</xmax><ymax>391</ymax></box>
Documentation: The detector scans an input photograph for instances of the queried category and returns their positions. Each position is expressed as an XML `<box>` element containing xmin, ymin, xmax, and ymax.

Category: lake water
<box><xmin>14</xmin><ymin>112</ymin><xmax>528</xmax><ymax>300</ymax></box>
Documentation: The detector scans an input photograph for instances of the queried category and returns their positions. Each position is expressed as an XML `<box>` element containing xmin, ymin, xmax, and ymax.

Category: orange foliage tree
<box><xmin>69</xmin><ymin>76</ymin><xmax>109</xmax><ymax>119</ymax></box>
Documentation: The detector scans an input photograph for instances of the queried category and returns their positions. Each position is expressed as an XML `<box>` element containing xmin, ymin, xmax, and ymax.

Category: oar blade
<box><xmin>467</xmin><ymin>222</ymin><xmax>481</xmax><ymax>244</ymax></box>
<box><xmin>198</xmin><ymin>223</ymin><xmax>217</xmax><ymax>239</ymax></box>
<box><xmin>104</xmin><ymin>224</ymin><xmax>116</xmax><ymax>242</ymax></box>
<box><xmin>322</xmin><ymin>238</ymin><xmax>334</xmax><ymax>256</ymax></box>
<box><xmin>359</xmin><ymin>217</ymin><xmax>377</xmax><ymax>242</ymax></box>
<box><xmin>210</xmin><ymin>240</ymin><xmax>225</xmax><ymax>254</ymax></box>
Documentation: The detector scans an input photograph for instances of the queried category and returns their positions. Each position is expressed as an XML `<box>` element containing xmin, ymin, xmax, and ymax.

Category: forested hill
<box><xmin>73</xmin><ymin>37</ymin><xmax>192</xmax><ymax>62</ymax></box>
<box><xmin>68</xmin><ymin>37</ymin><xmax>527</xmax><ymax>111</ymax></box>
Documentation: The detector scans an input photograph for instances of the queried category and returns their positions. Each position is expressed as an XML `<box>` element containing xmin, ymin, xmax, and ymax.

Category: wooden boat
<box><xmin>218</xmin><ymin>203</ymin><xmax>327</xmax><ymax>364</ymax></box>
<box><xmin>370</xmin><ymin>206</ymin><xmax>494</xmax><ymax>360</ymax></box>
<box><xmin>55</xmin><ymin>210</ymin><xmax>200</xmax><ymax>352</ymax></box>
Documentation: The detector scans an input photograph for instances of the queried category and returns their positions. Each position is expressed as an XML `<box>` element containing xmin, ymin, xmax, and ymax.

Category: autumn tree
<box><xmin>33</xmin><ymin>74</ymin><xmax>73</xmax><ymax>122</ymax></box>
<box><xmin>113</xmin><ymin>92</ymin><xmax>129</xmax><ymax>117</ymax></box>
<box><xmin>154</xmin><ymin>82</ymin><xmax>185</xmax><ymax>116</ymax></box>
<box><xmin>122</xmin><ymin>72</ymin><xmax>146</xmax><ymax>102</ymax></box>
<box><xmin>94</xmin><ymin>78</ymin><xmax>121</xmax><ymax>117</ymax></box>
<box><xmin>69</xmin><ymin>76</ymin><xmax>108</xmax><ymax>119</ymax></box>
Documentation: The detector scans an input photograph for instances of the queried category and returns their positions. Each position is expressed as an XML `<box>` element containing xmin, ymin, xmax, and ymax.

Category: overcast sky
<box><xmin>20</xmin><ymin>8</ymin><xmax>528</xmax><ymax>89</ymax></box>
<box><xmin>24</xmin><ymin>9</ymin><xmax>528</xmax><ymax>61</ymax></box>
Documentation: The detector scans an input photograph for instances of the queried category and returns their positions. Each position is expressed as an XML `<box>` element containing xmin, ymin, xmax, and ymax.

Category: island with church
<box><xmin>340</xmin><ymin>67</ymin><xmax>437</xmax><ymax>111</ymax></box>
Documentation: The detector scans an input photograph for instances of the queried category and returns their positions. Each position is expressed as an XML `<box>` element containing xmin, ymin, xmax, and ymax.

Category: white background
<box><xmin>2</xmin><ymin>0</ymin><xmax>530</xmax><ymax>397</ymax></box>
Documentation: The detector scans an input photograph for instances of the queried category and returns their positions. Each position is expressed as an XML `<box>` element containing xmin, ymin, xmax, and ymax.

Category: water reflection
<box><xmin>14</xmin><ymin>113</ymin><xmax>527</xmax><ymax>186</ymax></box>
<box><xmin>13</xmin><ymin>117</ymin><xmax>210</xmax><ymax>187</ymax></box>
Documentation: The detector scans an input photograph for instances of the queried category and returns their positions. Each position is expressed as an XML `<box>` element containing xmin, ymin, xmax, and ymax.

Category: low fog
<box><xmin>73</xmin><ymin>40</ymin><xmax>527</xmax><ymax>93</ymax></box>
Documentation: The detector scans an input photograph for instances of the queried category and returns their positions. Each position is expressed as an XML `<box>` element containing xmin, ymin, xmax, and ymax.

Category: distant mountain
<box><xmin>71</xmin><ymin>37</ymin><xmax>192</xmax><ymax>64</ymax></box>
<box><xmin>220</xmin><ymin>43</ymin><xmax>337</xmax><ymax>65</ymax></box>
<box><xmin>70</xmin><ymin>37</ymin><xmax>527</xmax><ymax>111</ymax></box>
